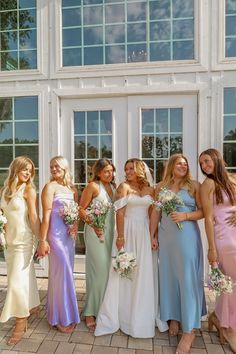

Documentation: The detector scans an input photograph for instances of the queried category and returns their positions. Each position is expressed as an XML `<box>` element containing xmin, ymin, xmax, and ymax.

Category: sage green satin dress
<box><xmin>83</xmin><ymin>182</ymin><xmax>115</xmax><ymax>317</ymax></box>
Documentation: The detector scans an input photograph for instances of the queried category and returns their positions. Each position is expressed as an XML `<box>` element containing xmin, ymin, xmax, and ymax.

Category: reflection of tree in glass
<box><xmin>0</xmin><ymin>99</ymin><xmax>12</xmax><ymax>122</ymax></box>
<box><xmin>170</xmin><ymin>136</ymin><xmax>182</xmax><ymax>154</ymax></box>
<box><xmin>156</xmin><ymin>136</ymin><xmax>168</xmax><ymax>158</ymax></box>
<box><xmin>88</xmin><ymin>144</ymin><xmax>98</xmax><ymax>158</ymax></box>
<box><xmin>76</xmin><ymin>160</ymin><xmax>86</xmax><ymax>184</ymax></box>
<box><xmin>0</xmin><ymin>1</ymin><xmax>35</xmax><ymax>70</ymax></box>
<box><xmin>225</xmin><ymin>129</ymin><xmax>236</xmax><ymax>140</ymax></box>
<box><xmin>142</xmin><ymin>136</ymin><xmax>154</xmax><ymax>158</ymax></box>
<box><xmin>101</xmin><ymin>145</ymin><xmax>112</xmax><ymax>158</ymax></box>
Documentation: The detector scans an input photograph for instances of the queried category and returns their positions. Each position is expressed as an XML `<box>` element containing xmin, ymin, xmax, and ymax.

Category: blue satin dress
<box><xmin>158</xmin><ymin>189</ymin><xmax>206</xmax><ymax>332</ymax></box>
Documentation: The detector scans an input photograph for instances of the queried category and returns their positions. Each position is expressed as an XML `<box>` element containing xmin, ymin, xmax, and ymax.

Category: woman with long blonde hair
<box><xmin>37</xmin><ymin>156</ymin><xmax>80</xmax><ymax>333</ymax></box>
<box><xmin>150</xmin><ymin>154</ymin><xmax>206</xmax><ymax>353</ymax></box>
<box><xmin>0</xmin><ymin>156</ymin><xmax>40</xmax><ymax>345</ymax></box>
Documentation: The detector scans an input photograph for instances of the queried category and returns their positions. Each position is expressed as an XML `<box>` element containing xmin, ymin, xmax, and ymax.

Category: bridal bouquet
<box><xmin>59</xmin><ymin>201</ymin><xmax>79</xmax><ymax>238</ymax></box>
<box><xmin>208</xmin><ymin>265</ymin><xmax>234</xmax><ymax>296</ymax></box>
<box><xmin>153</xmin><ymin>187</ymin><xmax>185</xmax><ymax>229</ymax></box>
<box><xmin>87</xmin><ymin>200</ymin><xmax>113</xmax><ymax>242</ymax></box>
<box><xmin>112</xmin><ymin>248</ymin><xmax>137</xmax><ymax>280</ymax></box>
<box><xmin>0</xmin><ymin>209</ymin><xmax>7</xmax><ymax>249</ymax></box>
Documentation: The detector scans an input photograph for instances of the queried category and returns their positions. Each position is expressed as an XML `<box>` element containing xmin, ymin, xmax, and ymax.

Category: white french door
<box><xmin>60</xmin><ymin>94</ymin><xmax>198</xmax><ymax>274</ymax></box>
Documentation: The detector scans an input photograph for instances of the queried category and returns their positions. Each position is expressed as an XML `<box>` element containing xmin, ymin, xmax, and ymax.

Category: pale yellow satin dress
<box><xmin>0</xmin><ymin>183</ymin><xmax>40</xmax><ymax>322</ymax></box>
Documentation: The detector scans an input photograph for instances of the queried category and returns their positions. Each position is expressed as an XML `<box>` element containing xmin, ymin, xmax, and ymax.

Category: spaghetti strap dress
<box><xmin>0</xmin><ymin>184</ymin><xmax>40</xmax><ymax>322</ymax></box>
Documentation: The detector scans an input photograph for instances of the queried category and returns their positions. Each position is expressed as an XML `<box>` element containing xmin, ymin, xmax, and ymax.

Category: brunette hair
<box><xmin>199</xmin><ymin>148</ymin><xmax>236</xmax><ymax>205</ymax></box>
<box><xmin>3</xmin><ymin>156</ymin><xmax>35</xmax><ymax>201</ymax></box>
<box><xmin>91</xmin><ymin>158</ymin><xmax>116</xmax><ymax>185</ymax></box>
<box><xmin>125</xmin><ymin>158</ymin><xmax>149</xmax><ymax>189</ymax></box>
<box><xmin>161</xmin><ymin>154</ymin><xmax>194</xmax><ymax>194</ymax></box>
<box><xmin>50</xmin><ymin>156</ymin><xmax>73</xmax><ymax>188</ymax></box>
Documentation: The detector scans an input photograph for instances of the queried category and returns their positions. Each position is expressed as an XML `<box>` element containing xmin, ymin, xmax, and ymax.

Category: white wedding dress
<box><xmin>95</xmin><ymin>194</ymin><xmax>168</xmax><ymax>338</ymax></box>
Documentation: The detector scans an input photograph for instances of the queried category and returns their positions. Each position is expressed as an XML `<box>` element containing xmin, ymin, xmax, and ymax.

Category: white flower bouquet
<box><xmin>153</xmin><ymin>187</ymin><xmax>185</xmax><ymax>229</ymax></box>
<box><xmin>0</xmin><ymin>209</ymin><xmax>7</xmax><ymax>249</ymax></box>
<box><xmin>87</xmin><ymin>200</ymin><xmax>113</xmax><ymax>242</ymax></box>
<box><xmin>112</xmin><ymin>248</ymin><xmax>137</xmax><ymax>280</ymax></box>
<box><xmin>208</xmin><ymin>265</ymin><xmax>235</xmax><ymax>296</ymax></box>
<box><xmin>59</xmin><ymin>201</ymin><xmax>79</xmax><ymax>238</ymax></box>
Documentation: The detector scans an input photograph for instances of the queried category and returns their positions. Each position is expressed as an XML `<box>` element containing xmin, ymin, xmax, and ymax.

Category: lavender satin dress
<box><xmin>47</xmin><ymin>192</ymin><xmax>80</xmax><ymax>327</ymax></box>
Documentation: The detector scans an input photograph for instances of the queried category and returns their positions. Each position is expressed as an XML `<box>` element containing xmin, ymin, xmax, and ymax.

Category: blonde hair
<box><xmin>3</xmin><ymin>156</ymin><xmax>35</xmax><ymax>202</ymax></box>
<box><xmin>161</xmin><ymin>154</ymin><xmax>194</xmax><ymax>195</ymax></box>
<box><xmin>125</xmin><ymin>158</ymin><xmax>149</xmax><ymax>189</ymax></box>
<box><xmin>50</xmin><ymin>156</ymin><xmax>73</xmax><ymax>188</ymax></box>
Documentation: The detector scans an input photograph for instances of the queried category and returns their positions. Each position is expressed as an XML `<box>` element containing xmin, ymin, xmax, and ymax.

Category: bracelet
<box><xmin>186</xmin><ymin>212</ymin><xmax>189</xmax><ymax>220</ymax></box>
<box><xmin>117</xmin><ymin>237</ymin><xmax>124</xmax><ymax>241</ymax></box>
<box><xmin>84</xmin><ymin>215</ymin><xmax>91</xmax><ymax>224</ymax></box>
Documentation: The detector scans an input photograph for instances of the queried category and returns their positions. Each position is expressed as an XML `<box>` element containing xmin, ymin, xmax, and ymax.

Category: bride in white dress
<box><xmin>95</xmin><ymin>159</ymin><xmax>168</xmax><ymax>338</ymax></box>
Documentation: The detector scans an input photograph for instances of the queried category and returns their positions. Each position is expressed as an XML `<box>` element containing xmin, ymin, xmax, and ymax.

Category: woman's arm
<box><xmin>150</xmin><ymin>185</ymin><xmax>161</xmax><ymax>250</ymax></box>
<box><xmin>115</xmin><ymin>183</ymin><xmax>128</xmax><ymax>250</ymax></box>
<box><xmin>200</xmin><ymin>178</ymin><xmax>218</xmax><ymax>264</ymax></box>
<box><xmin>37</xmin><ymin>183</ymin><xmax>54</xmax><ymax>257</ymax></box>
<box><xmin>170</xmin><ymin>181</ymin><xmax>203</xmax><ymax>223</ymax></box>
<box><xmin>25</xmin><ymin>186</ymin><xmax>41</xmax><ymax>238</ymax></box>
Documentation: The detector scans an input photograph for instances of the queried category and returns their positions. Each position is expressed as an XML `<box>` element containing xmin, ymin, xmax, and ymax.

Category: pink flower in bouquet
<box><xmin>208</xmin><ymin>265</ymin><xmax>235</xmax><ymax>296</ymax></box>
<box><xmin>59</xmin><ymin>201</ymin><xmax>79</xmax><ymax>238</ymax></box>
<box><xmin>87</xmin><ymin>200</ymin><xmax>113</xmax><ymax>243</ymax></box>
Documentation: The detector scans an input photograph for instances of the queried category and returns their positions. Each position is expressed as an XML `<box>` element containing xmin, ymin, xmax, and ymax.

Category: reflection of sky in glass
<box><xmin>63</xmin><ymin>28</ymin><xmax>81</xmax><ymax>47</ymax></box>
<box><xmin>224</xmin><ymin>88</ymin><xmax>236</xmax><ymax>114</ymax></box>
<box><xmin>15</xmin><ymin>96</ymin><xmax>38</xmax><ymax>120</ymax></box>
<box><xmin>1</xmin><ymin>32</ymin><xmax>18</xmax><ymax>51</ymax></box>
<box><xmin>142</xmin><ymin>109</ymin><xmax>154</xmax><ymax>133</ymax></box>
<box><xmin>170</xmin><ymin>108</ymin><xmax>182</xmax><ymax>131</ymax></box>
<box><xmin>87</xmin><ymin>111</ymin><xmax>99</xmax><ymax>134</ymax></box>
<box><xmin>15</xmin><ymin>122</ymin><xmax>38</xmax><ymax>143</ymax></box>
<box><xmin>225</xmin><ymin>2</ymin><xmax>236</xmax><ymax>57</ymax></box>
<box><xmin>226</xmin><ymin>0</ymin><xmax>236</xmax><ymax>14</ymax></box>
<box><xmin>19</xmin><ymin>29</ymin><xmax>36</xmax><ymax>49</ymax></box>
<box><xmin>62</xmin><ymin>0</ymin><xmax>194</xmax><ymax>66</ymax></box>
<box><xmin>74</xmin><ymin>112</ymin><xmax>85</xmax><ymax>134</ymax></box>
<box><xmin>224</xmin><ymin>116</ymin><xmax>236</xmax><ymax>139</ymax></box>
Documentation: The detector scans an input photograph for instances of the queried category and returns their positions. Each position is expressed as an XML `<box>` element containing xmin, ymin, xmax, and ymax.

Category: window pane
<box><xmin>150</xmin><ymin>0</ymin><xmax>170</xmax><ymax>20</ymax></box>
<box><xmin>224</xmin><ymin>143</ymin><xmax>236</xmax><ymax>167</ymax></box>
<box><xmin>1</xmin><ymin>32</ymin><xmax>18</xmax><ymax>50</ymax></box>
<box><xmin>0</xmin><ymin>146</ymin><xmax>13</xmax><ymax>167</ymax></box>
<box><xmin>150</xmin><ymin>42</ymin><xmax>170</xmax><ymax>61</ymax></box>
<box><xmin>105</xmin><ymin>24</ymin><xmax>125</xmax><ymax>44</ymax></box>
<box><xmin>75</xmin><ymin>160</ymin><xmax>86</xmax><ymax>184</ymax></box>
<box><xmin>101</xmin><ymin>135</ymin><xmax>112</xmax><ymax>157</ymax></box>
<box><xmin>127</xmin><ymin>23</ymin><xmax>146</xmax><ymax>42</ymax></box>
<box><xmin>63</xmin><ymin>28</ymin><xmax>81</xmax><ymax>47</ymax></box>
<box><xmin>156</xmin><ymin>109</ymin><xmax>168</xmax><ymax>132</ymax></box>
<box><xmin>142</xmin><ymin>135</ymin><xmax>154</xmax><ymax>158</ymax></box>
<box><xmin>0</xmin><ymin>98</ymin><xmax>12</xmax><ymax>121</ymax></box>
<box><xmin>226</xmin><ymin>38</ymin><xmax>236</xmax><ymax>57</ymax></box>
<box><xmin>100</xmin><ymin>111</ymin><xmax>112</xmax><ymax>133</ymax></box>
<box><xmin>15</xmin><ymin>145</ymin><xmax>38</xmax><ymax>167</ymax></box>
<box><xmin>226</xmin><ymin>0</ymin><xmax>236</xmax><ymax>15</ymax></box>
<box><xmin>173</xmin><ymin>19</ymin><xmax>194</xmax><ymax>40</ymax></box>
<box><xmin>170</xmin><ymin>108</ymin><xmax>183</xmax><ymax>131</ymax></box>
<box><xmin>63</xmin><ymin>48</ymin><xmax>82</xmax><ymax>66</ymax></box>
<box><xmin>142</xmin><ymin>109</ymin><xmax>154</xmax><ymax>133</ymax></box>
<box><xmin>173</xmin><ymin>40</ymin><xmax>194</xmax><ymax>60</ymax></box>
<box><xmin>1</xmin><ymin>51</ymin><xmax>18</xmax><ymax>71</ymax></box>
<box><xmin>156</xmin><ymin>135</ymin><xmax>169</xmax><ymax>158</ymax></box>
<box><xmin>170</xmin><ymin>134</ymin><xmax>183</xmax><ymax>154</ymax></box>
<box><xmin>84</xmin><ymin>46</ymin><xmax>103</xmax><ymax>65</ymax></box>
<box><xmin>150</xmin><ymin>21</ymin><xmax>170</xmax><ymax>41</ymax></box>
<box><xmin>15</xmin><ymin>96</ymin><xmax>38</xmax><ymax>120</ymax></box>
<box><xmin>62</xmin><ymin>8</ymin><xmax>81</xmax><ymax>27</ymax></box>
<box><xmin>0</xmin><ymin>170</ymin><xmax>8</xmax><ymax>188</ymax></box>
<box><xmin>19</xmin><ymin>9</ymin><xmax>36</xmax><ymax>28</ymax></box>
<box><xmin>87</xmin><ymin>111</ymin><xmax>99</xmax><ymax>134</ymax></box>
<box><xmin>83</xmin><ymin>6</ymin><xmax>103</xmax><ymax>25</ymax></box>
<box><xmin>84</xmin><ymin>26</ymin><xmax>103</xmax><ymax>45</ymax></box>
<box><xmin>19</xmin><ymin>29</ymin><xmax>36</xmax><ymax>49</ymax></box>
<box><xmin>74</xmin><ymin>112</ymin><xmax>85</xmax><ymax>134</ymax></box>
<box><xmin>105</xmin><ymin>4</ymin><xmax>125</xmax><ymax>23</ymax></box>
<box><xmin>15</xmin><ymin>122</ymin><xmax>38</xmax><ymax>143</ymax></box>
<box><xmin>224</xmin><ymin>88</ymin><xmax>236</xmax><ymax>114</ymax></box>
<box><xmin>172</xmin><ymin>0</ymin><xmax>194</xmax><ymax>18</ymax></box>
<box><xmin>105</xmin><ymin>45</ymin><xmax>125</xmax><ymax>64</ymax></box>
<box><xmin>224</xmin><ymin>116</ymin><xmax>236</xmax><ymax>140</ymax></box>
<box><xmin>127</xmin><ymin>2</ymin><xmax>146</xmax><ymax>22</ymax></box>
<box><xmin>0</xmin><ymin>122</ymin><xmax>13</xmax><ymax>143</ymax></box>
<box><xmin>226</xmin><ymin>16</ymin><xmax>236</xmax><ymax>36</ymax></box>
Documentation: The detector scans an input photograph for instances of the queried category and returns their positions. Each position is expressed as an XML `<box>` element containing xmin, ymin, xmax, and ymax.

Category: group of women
<box><xmin>0</xmin><ymin>149</ymin><xmax>235</xmax><ymax>354</ymax></box>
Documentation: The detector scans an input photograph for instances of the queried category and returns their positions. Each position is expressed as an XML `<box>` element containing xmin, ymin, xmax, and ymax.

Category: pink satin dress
<box><xmin>213</xmin><ymin>191</ymin><xmax>236</xmax><ymax>330</ymax></box>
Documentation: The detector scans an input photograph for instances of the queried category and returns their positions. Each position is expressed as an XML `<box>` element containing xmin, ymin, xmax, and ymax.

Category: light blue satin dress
<box><xmin>159</xmin><ymin>188</ymin><xmax>206</xmax><ymax>332</ymax></box>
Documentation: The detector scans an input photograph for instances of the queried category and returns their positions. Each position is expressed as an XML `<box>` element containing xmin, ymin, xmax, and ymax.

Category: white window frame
<box><xmin>0</xmin><ymin>0</ymin><xmax>49</xmax><ymax>82</ymax></box>
<box><xmin>212</xmin><ymin>0</ymin><xmax>236</xmax><ymax>70</ymax></box>
<box><xmin>51</xmin><ymin>0</ymin><xmax>208</xmax><ymax>79</ymax></box>
<box><xmin>0</xmin><ymin>86</ymin><xmax>50</xmax><ymax>277</ymax></box>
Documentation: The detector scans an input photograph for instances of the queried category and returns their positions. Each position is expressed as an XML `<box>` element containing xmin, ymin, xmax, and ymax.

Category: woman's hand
<box><xmin>116</xmin><ymin>237</ymin><xmax>125</xmax><ymax>251</ymax></box>
<box><xmin>170</xmin><ymin>211</ymin><xmax>186</xmax><ymax>223</ymax></box>
<box><xmin>208</xmin><ymin>248</ymin><xmax>218</xmax><ymax>265</ymax></box>
<box><xmin>36</xmin><ymin>240</ymin><xmax>50</xmax><ymax>258</ymax></box>
<box><xmin>151</xmin><ymin>237</ymin><xmax>158</xmax><ymax>251</ymax></box>
<box><xmin>225</xmin><ymin>210</ymin><xmax>236</xmax><ymax>227</ymax></box>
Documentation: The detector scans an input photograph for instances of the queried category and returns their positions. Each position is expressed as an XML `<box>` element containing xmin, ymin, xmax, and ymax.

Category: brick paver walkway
<box><xmin>0</xmin><ymin>276</ymin><xmax>231</xmax><ymax>354</ymax></box>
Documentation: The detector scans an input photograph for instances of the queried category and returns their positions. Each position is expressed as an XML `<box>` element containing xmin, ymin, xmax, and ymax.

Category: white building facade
<box><xmin>0</xmin><ymin>0</ymin><xmax>236</xmax><ymax>276</ymax></box>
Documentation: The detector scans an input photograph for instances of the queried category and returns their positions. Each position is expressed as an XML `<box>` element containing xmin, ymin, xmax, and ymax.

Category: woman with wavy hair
<box><xmin>79</xmin><ymin>158</ymin><xmax>116</xmax><ymax>330</ymax></box>
<box><xmin>150</xmin><ymin>154</ymin><xmax>206</xmax><ymax>353</ymax></box>
<box><xmin>199</xmin><ymin>148</ymin><xmax>236</xmax><ymax>352</ymax></box>
<box><xmin>37</xmin><ymin>156</ymin><xmax>80</xmax><ymax>333</ymax></box>
<box><xmin>0</xmin><ymin>156</ymin><xmax>40</xmax><ymax>345</ymax></box>
<box><xmin>95</xmin><ymin>158</ymin><xmax>168</xmax><ymax>338</ymax></box>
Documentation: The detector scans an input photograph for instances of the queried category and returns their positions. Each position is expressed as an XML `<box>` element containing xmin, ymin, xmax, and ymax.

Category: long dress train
<box><xmin>0</xmin><ymin>184</ymin><xmax>40</xmax><ymax>322</ymax></box>
<box><xmin>95</xmin><ymin>194</ymin><xmax>168</xmax><ymax>338</ymax></box>
<box><xmin>213</xmin><ymin>191</ymin><xmax>236</xmax><ymax>330</ymax></box>
<box><xmin>83</xmin><ymin>182</ymin><xmax>115</xmax><ymax>318</ymax></box>
<box><xmin>159</xmin><ymin>188</ymin><xmax>206</xmax><ymax>332</ymax></box>
<box><xmin>47</xmin><ymin>192</ymin><xmax>80</xmax><ymax>326</ymax></box>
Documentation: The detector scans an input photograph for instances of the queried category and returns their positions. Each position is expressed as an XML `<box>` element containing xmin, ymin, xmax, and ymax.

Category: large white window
<box><xmin>0</xmin><ymin>0</ymin><xmax>37</xmax><ymax>71</ymax></box>
<box><xmin>61</xmin><ymin>0</ymin><xmax>195</xmax><ymax>67</ymax></box>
